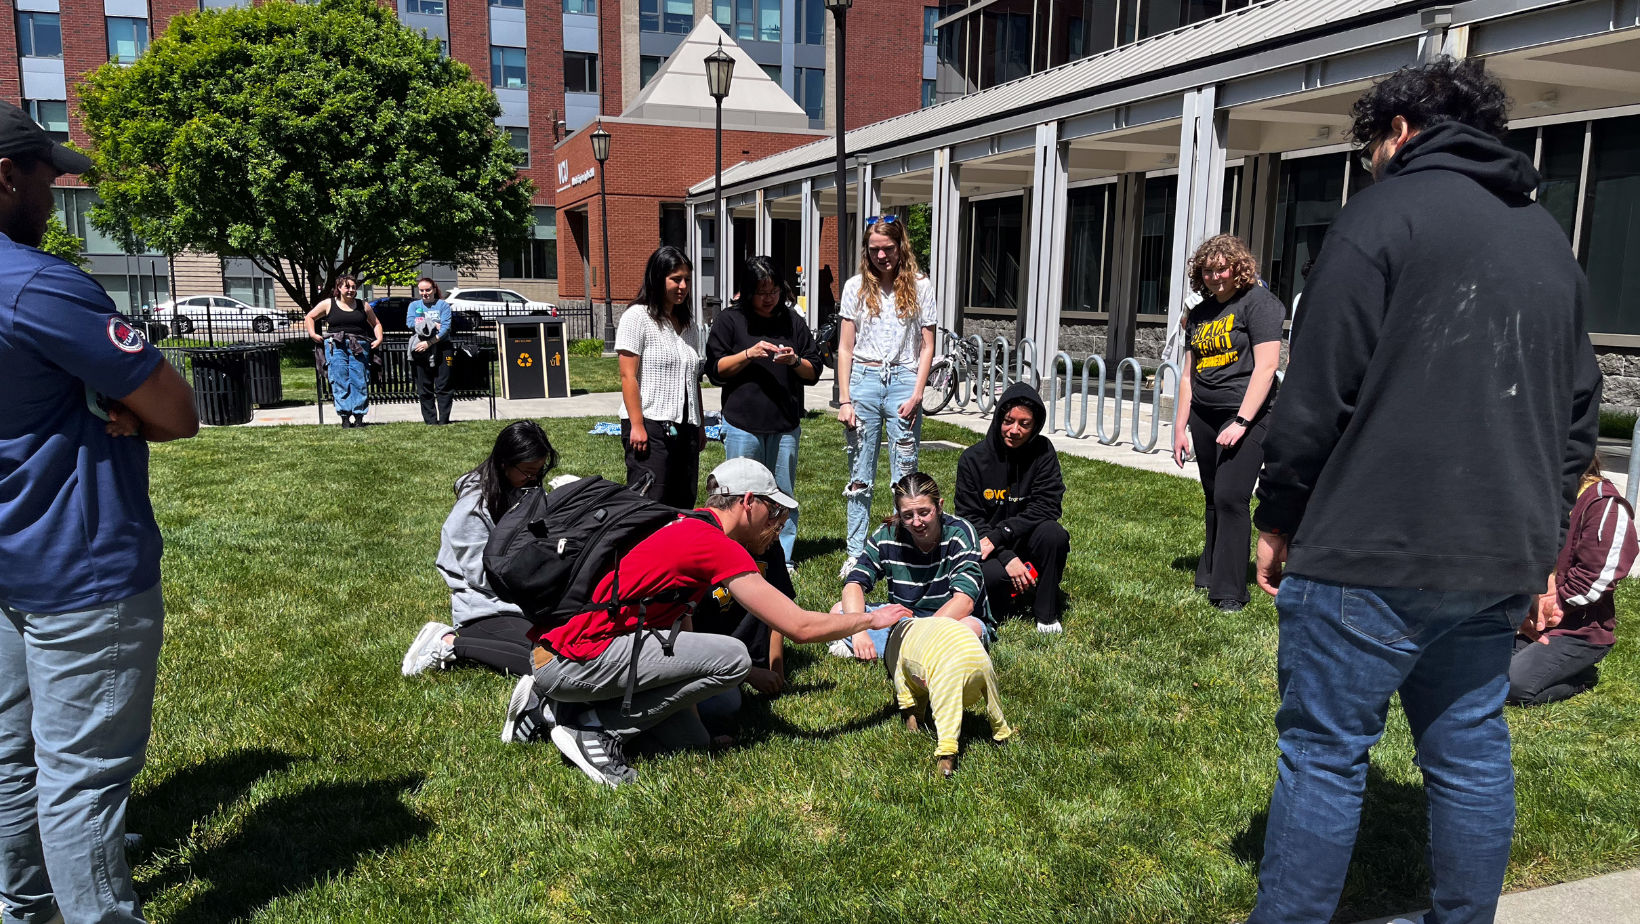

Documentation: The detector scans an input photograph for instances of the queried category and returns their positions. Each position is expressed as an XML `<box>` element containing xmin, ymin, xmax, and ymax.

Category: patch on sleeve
<box><xmin>107</xmin><ymin>316</ymin><xmax>146</xmax><ymax>353</ymax></box>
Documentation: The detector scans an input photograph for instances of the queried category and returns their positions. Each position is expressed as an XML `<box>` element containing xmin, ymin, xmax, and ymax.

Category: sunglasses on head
<box><xmin>865</xmin><ymin>215</ymin><xmax>898</xmax><ymax>226</ymax></box>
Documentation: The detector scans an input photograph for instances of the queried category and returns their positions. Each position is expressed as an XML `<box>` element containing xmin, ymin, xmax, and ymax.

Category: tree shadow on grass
<box><xmin>1232</xmin><ymin>763</ymin><xmax>1432</xmax><ymax>922</ymax></box>
<box><xmin>794</xmin><ymin>536</ymin><xmax>847</xmax><ymax>563</ymax></box>
<box><xmin>135</xmin><ymin>755</ymin><xmax>432</xmax><ymax>924</ymax></box>
<box><xmin>732</xmin><ymin>699</ymin><xmax>900</xmax><ymax>746</ymax></box>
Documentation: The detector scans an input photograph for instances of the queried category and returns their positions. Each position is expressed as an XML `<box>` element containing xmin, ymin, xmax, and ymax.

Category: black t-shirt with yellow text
<box><xmin>1185</xmin><ymin>285</ymin><xmax>1286</xmax><ymax>410</ymax></box>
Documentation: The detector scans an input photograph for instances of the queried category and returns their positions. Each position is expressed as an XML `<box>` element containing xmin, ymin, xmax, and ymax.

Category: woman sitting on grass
<box><xmin>1509</xmin><ymin>454</ymin><xmax>1637</xmax><ymax>705</ymax></box>
<box><xmin>402</xmin><ymin>421</ymin><xmax>560</xmax><ymax>680</ymax></box>
<box><xmin>830</xmin><ymin>472</ymin><xmax>994</xmax><ymax>661</ymax></box>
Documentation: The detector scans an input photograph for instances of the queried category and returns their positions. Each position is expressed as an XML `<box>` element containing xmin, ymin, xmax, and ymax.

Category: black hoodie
<box><xmin>1254</xmin><ymin>121</ymin><xmax>1601</xmax><ymax>594</ymax></box>
<box><xmin>954</xmin><ymin>383</ymin><xmax>1065</xmax><ymax>564</ymax></box>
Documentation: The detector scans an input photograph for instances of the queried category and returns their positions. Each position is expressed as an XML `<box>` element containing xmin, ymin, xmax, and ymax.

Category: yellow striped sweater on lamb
<box><xmin>888</xmin><ymin>616</ymin><xmax>1013</xmax><ymax>758</ymax></box>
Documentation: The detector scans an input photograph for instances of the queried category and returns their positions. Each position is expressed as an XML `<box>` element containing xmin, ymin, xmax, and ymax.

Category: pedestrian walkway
<box><xmin>1353</xmin><ymin>866</ymin><xmax>1640</xmax><ymax>924</ymax></box>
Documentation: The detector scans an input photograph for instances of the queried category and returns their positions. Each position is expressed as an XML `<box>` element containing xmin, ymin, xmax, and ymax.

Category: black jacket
<box><xmin>1254</xmin><ymin>121</ymin><xmax>1601</xmax><ymax>594</ymax></box>
<box><xmin>954</xmin><ymin>383</ymin><xmax>1065</xmax><ymax>564</ymax></box>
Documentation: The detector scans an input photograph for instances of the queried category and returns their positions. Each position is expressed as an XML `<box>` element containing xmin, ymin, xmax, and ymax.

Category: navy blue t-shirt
<box><xmin>0</xmin><ymin>231</ymin><xmax>165</xmax><ymax>613</ymax></box>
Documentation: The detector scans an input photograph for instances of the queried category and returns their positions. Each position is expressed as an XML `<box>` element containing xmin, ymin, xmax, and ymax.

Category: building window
<box><xmin>27</xmin><ymin>100</ymin><xmax>69</xmax><ymax>143</ymax></box>
<box><xmin>491</xmin><ymin>47</ymin><xmax>527</xmax><ymax>88</ymax></box>
<box><xmin>491</xmin><ymin>0</ymin><xmax>524</xmax><ymax>8</ymax></box>
<box><xmin>16</xmin><ymin>12</ymin><xmax>63</xmax><ymax>57</ymax></box>
<box><xmin>983</xmin><ymin>11</ymin><xmax>1030</xmax><ymax>88</ymax></box>
<box><xmin>967</xmin><ymin>197</ymin><xmax>1024</xmax><ymax>310</ymax></box>
<box><xmin>405</xmin><ymin>0</ymin><xmax>445</xmax><ymax>14</ymax></box>
<box><xmin>500</xmin><ymin>240</ymin><xmax>557</xmax><ymax>279</ymax></box>
<box><xmin>1269</xmin><ymin>153</ymin><xmax>1345</xmax><ymax>308</ymax></box>
<box><xmin>565</xmin><ymin>52</ymin><xmax>598</xmax><ymax>93</ymax></box>
<box><xmin>1537</xmin><ymin>121</ymin><xmax>1585</xmax><ymax>244</ymax></box>
<box><xmin>106</xmin><ymin>18</ymin><xmax>149</xmax><ymax>65</ymax></box>
<box><xmin>1583</xmin><ymin>115</ymin><xmax>1640</xmax><ymax>335</ymax></box>
<box><xmin>507</xmin><ymin>127</ymin><xmax>529</xmax><ymax>168</ymax></box>
<box><xmin>714</xmin><ymin>0</ymin><xmax>731</xmax><ymax>29</ymax></box>
<box><xmin>641</xmin><ymin>0</ymin><xmax>691</xmax><ymax>33</ymax></box>
<box><xmin>722</xmin><ymin>0</ymin><xmax>777</xmax><ymax>42</ymax></box>
<box><xmin>758</xmin><ymin>0</ymin><xmax>780</xmax><ymax>42</ymax></box>
<box><xmin>761</xmin><ymin>63</ymin><xmax>781</xmax><ymax>83</ymax></box>
<box><xmin>924</xmin><ymin>6</ymin><xmax>938</xmax><ymax>44</ymax></box>
<box><xmin>804</xmin><ymin>0</ymin><xmax>824</xmax><ymax>44</ymax></box>
<box><xmin>563</xmin><ymin>0</ymin><xmax>596</xmax><ymax>12</ymax></box>
<box><xmin>922</xmin><ymin>79</ymin><xmax>935</xmax><ymax>108</ymax></box>
<box><xmin>1136</xmin><ymin>175</ymin><xmax>1177</xmax><ymax>315</ymax></box>
<box><xmin>795</xmin><ymin>67</ymin><xmax>823</xmax><ymax>122</ymax></box>
<box><xmin>1063</xmin><ymin>183</ymin><xmax>1115</xmax><ymax>313</ymax></box>
<box><xmin>660</xmin><ymin>204</ymin><xmax>687</xmax><ymax>251</ymax></box>
<box><xmin>640</xmin><ymin>55</ymin><xmax>663</xmax><ymax>87</ymax></box>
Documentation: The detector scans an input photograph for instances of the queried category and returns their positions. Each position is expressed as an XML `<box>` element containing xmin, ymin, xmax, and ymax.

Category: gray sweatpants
<box><xmin>536</xmin><ymin>631</ymin><xmax>751</xmax><ymax>751</ymax></box>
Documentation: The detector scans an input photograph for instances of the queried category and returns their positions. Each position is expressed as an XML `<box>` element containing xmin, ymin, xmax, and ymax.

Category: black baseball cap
<box><xmin>0</xmin><ymin>101</ymin><xmax>92</xmax><ymax>175</ymax></box>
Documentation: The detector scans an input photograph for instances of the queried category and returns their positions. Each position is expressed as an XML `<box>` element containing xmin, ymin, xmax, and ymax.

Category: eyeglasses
<box><xmin>865</xmin><ymin>215</ymin><xmax>898</xmax><ymax>226</ymax></box>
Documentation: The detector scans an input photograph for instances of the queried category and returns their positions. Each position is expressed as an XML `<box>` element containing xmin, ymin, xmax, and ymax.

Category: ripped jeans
<box><xmin>844</xmin><ymin>364</ymin><xmax>923</xmax><ymax>557</ymax></box>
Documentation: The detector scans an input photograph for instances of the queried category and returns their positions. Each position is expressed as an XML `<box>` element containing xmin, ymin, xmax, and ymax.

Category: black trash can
<box><xmin>186</xmin><ymin>347</ymin><xmax>253</xmax><ymax>426</ymax></box>
<box><xmin>452</xmin><ymin>341</ymin><xmax>497</xmax><ymax>394</ymax></box>
<box><xmin>235</xmin><ymin>343</ymin><xmax>284</xmax><ymax>406</ymax></box>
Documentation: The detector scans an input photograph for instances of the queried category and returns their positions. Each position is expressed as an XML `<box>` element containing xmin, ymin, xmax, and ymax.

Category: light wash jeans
<box><xmin>1</xmin><ymin>584</ymin><xmax>165</xmax><ymax>924</ymax></box>
<box><xmin>1248</xmin><ymin>576</ymin><xmax>1529</xmax><ymax>924</ymax></box>
<box><xmin>844</xmin><ymin>364</ymin><xmax>922</xmax><ymax>558</ymax></box>
<box><xmin>720</xmin><ymin>419</ymin><xmax>801</xmax><ymax>561</ymax></box>
<box><xmin>325</xmin><ymin>340</ymin><xmax>370</xmax><ymax>418</ymax></box>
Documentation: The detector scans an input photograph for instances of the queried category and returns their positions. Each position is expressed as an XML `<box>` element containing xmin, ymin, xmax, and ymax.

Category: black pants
<box><xmin>451</xmin><ymin>614</ymin><xmax>534</xmax><ymax>677</ymax></box>
<box><xmin>413</xmin><ymin>342</ymin><xmax>455</xmax><ymax>425</ymax></box>
<box><xmin>980</xmin><ymin>521</ymin><xmax>1071</xmax><ymax>624</ymax></box>
<box><xmin>622</xmin><ymin>418</ymin><xmax>700</xmax><ymax>510</ymax></box>
<box><xmin>1508</xmin><ymin>633</ymin><xmax>1610</xmax><ymax>705</ymax></box>
<box><xmin>1187</xmin><ymin>403</ymin><xmax>1269</xmax><ymax>606</ymax></box>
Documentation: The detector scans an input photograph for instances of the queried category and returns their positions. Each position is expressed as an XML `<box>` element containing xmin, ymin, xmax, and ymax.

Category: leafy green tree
<box><xmin>40</xmin><ymin>211</ymin><xmax>87</xmax><ymax>267</ymax></box>
<box><xmin>78</xmin><ymin>0</ymin><xmax>534</xmax><ymax>312</ymax></box>
<box><xmin>907</xmin><ymin>203</ymin><xmax>932</xmax><ymax>271</ymax></box>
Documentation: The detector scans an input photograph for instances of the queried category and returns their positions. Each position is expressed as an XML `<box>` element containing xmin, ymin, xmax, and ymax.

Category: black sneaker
<box><xmin>500</xmin><ymin>674</ymin><xmax>553</xmax><ymax>744</ymax></box>
<box><xmin>1214</xmin><ymin>599</ymin><xmax>1246</xmax><ymax>613</ymax></box>
<box><xmin>551</xmin><ymin>725</ymin><xmax>638</xmax><ymax>788</ymax></box>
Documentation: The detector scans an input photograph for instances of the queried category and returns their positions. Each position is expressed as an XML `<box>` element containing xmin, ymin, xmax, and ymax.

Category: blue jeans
<box><xmin>720</xmin><ymin>420</ymin><xmax>800</xmax><ymax>562</ymax></box>
<box><xmin>325</xmin><ymin>340</ymin><xmax>370</xmax><ymax>417</ymax></box>
<box><xmin>1249</xmin><ymin>577</ymin><xmax>1529</xmax><ymax>924</ymax></box>
<box><xmin>1</xmin><ymin>584</ymin><xmax>164</xmax><ymax>924</ymax></box>
<box><xmin>844</xmin><ymin>365</ymin><xmax>922</xmax><ymax>558</ymax></box>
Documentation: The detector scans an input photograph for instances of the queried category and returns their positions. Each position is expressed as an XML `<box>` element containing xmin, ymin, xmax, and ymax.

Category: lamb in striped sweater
<box><xmin>883</xmin><ymin>614</ymin><xmax>1014</xmax><ymax>777</ymax></box>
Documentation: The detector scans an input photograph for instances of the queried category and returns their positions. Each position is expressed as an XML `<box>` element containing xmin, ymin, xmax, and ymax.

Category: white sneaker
<box><xmin>1036</xmin><ymin>620</ymin><xmax>1063</xmax><ymax>634</ymax></box>
<box><xmin>401</xmin><ymin>621</ymin><xmax>455</xmax><ymax>676</ymax></box>
<box><xmin>828</xmin><ymin>639</ymin><xmax>853</xmax><ymax>658</ymax></box>
<box><xmin>838</xmin><ymin>556</ymin><xmax>859</xmax><ymax>581</ymax></box>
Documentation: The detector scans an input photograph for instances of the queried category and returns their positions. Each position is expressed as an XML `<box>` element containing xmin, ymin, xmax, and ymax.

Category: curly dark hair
<box><xmin>1348</xmin><ymin>58</ymin><xmax>1512</xmax><ymax>147</ymax></box>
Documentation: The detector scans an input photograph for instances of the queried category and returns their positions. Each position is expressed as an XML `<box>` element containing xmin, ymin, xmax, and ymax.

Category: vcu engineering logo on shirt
<box><xmin>1191</xmin><ymin>313</ymin><xmax>1238</xmax><ymax>371</ymax></box>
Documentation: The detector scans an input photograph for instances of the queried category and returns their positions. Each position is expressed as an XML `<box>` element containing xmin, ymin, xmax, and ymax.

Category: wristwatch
<box><xmin>1233</xmin><ymin>415</ymin><xmax>1252</xmax><ymax>427</ymax></box>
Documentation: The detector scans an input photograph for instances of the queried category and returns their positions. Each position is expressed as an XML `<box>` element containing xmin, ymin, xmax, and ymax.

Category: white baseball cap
<box><xmin>708</xmin><ymin>458</ymin><xmax>798</xmax><ymax>509</ymax></box>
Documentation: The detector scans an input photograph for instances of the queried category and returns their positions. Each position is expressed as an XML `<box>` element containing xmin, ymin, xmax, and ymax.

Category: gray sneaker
<box><xmin>551</xmin><ymin>725</ymin><xmax>638</xmax><ymax>788</ymax></box>
<box><xmin>401</xmin><ymin>621</ymin><xmax>455</xmax><ymax>676</ymax></box>
<box><xmin>838</xmin><ymin>555</ymin><xmax>858</xmax><ymax>581</ymax></box>
<box><xmin>500</xmin><ymin>673</ymin><xmax>553</xmax><ymax>744</ymax></box>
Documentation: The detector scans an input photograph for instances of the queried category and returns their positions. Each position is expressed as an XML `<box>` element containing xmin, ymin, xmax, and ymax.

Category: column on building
<box><xmin>1163</xmin><ymin>85</ymin><xmax>1228</xmax><ymax>372</ymax></box>
<box><xmin>1023</xmin><ymin>120</ymin><xmax>1068</xmax><ymax>363</ymax></box>
<box><xmin>928</xmin><ymin>148</ymin><xmax>961</xmax><ymax>340</ymax></box>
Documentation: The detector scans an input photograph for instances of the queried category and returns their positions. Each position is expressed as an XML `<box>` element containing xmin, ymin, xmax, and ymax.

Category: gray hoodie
<box><xmin>437</xmin><ymin>488</ymin><xmax>524</xmax><ymax>625</ymax></box>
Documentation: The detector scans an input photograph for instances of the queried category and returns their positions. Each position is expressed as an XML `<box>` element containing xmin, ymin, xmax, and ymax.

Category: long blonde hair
<box><xmin>857</xmin><ymin>216</ymin><xmax>922</xmax><ymax>321</ymax></box>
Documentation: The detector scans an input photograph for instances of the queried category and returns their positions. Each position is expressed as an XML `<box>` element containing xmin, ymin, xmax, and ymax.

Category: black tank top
<box><xmin>326</xmin><ymin>298</ymin><xmax>371</xmax><ymax>336</ymax></box>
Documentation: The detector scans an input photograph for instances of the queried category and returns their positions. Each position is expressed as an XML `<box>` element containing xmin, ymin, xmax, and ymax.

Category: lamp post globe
<box><xmin>706</xmin><ymin>40</ymin><xmax>735</xmax><ymax>328</ymax></box>
<box><xmin>592</xmin><ymin>121</ymin><xmax>616</xmax><ymax>349</ymax></box>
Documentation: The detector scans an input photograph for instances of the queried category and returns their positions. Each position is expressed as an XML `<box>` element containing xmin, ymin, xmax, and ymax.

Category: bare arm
<box><xmin>836</xmin><ymin>319</ymin><xmax>858</xmax><ymax>427</ymax></box>
<box><xmin>1235</xmin><ymin>341</ymin><xmax>1281</xmax><ymax>422</ymax></box>
<box><xmin>113</xmin><ymin>359</ymin><xmax>200</xmax><ymax>442</ymax></box>
<box><xmin>726</xmin><ymin>572</ymin><xmax>903</xmax><ymax>643</ymax></box>
<box><xmin>1173</xmin><ymin>344</ymin><xmax>1194</xmax><ymax>468</ymax></box>
<box><xmin>364</xmin><ymin>306</ymin><xmax>384</xmax><ymax>349</ymax></box>
<box><xmin>304</xmin><ymin>301</ymin><xmax>329</xmax><ymax>343</ymax></box>
<box><xmin>618</xmin><ymin>351</ymin><xmax>649</xmax><ymax>452</ymax></box>
<box><xmin>928</xmin><ymin>591</ymin><xmax>976</xmax><ymax>624</ymax></box>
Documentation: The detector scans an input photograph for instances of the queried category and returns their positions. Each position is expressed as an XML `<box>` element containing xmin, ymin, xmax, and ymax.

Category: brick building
<box><xmin>3</xmin><ymin>0</ymin><xmax>933</xmax><ymax>314</ymax></box>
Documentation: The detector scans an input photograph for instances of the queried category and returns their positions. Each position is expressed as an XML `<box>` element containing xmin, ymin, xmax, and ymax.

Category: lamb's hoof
<box><xmin>937</xmin><ymin>756</ymin><xmax>957</xmax><ymax>777</ymax></box>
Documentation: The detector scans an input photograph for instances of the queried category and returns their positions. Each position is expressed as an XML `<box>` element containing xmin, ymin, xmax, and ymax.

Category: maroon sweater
<box><xmin>1549</xmin><ymin>478</ymin><xmax>1637</xmax><ymax>647</ymax></box>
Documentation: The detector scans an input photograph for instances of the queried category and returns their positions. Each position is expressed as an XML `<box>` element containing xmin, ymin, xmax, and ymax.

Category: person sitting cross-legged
<box><xmin>831</xmin><ymin>472</ymin><xmax>995</xmax><ymax>661</ymax></box>
<box><xmin>954</xmin><ymin>382</ymin><xmax>1070</xmax><ymax>632</ymax></box>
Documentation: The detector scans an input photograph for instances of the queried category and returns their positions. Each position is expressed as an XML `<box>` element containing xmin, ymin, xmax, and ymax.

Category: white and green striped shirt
<box><xmin>847</xmin><ymin>514</ymin><xmax>992</xmax><ymax>626</ymax></box>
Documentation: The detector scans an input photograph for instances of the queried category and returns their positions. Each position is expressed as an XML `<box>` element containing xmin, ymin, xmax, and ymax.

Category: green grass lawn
<box><xmin>136</xmin><ymin>416</ymin><xmax>1640</xmax><ymax>923</ymax></box>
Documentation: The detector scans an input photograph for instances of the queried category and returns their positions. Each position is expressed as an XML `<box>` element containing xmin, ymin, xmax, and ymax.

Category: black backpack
<box><xmin>483</xmin><ymin>476</ymin><xmax>710</xmax><ymax>712</ymax></box>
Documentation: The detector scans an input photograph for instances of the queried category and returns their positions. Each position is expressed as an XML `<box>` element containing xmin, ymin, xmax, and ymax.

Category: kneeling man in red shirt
<box><xmin>510</xmin><ymin>458</ymin><xmax>906</xmax><ymax>787</ymax></box>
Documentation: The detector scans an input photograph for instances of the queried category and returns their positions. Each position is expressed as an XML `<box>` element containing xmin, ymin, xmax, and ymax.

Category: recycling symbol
<box><xmin>517</xmin><ymin>352</ymin><xmax>534</xmax><ymax>368</ymax></box>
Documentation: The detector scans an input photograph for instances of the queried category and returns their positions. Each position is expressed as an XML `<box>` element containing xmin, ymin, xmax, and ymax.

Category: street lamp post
<box><xmin>591</xmin><ymin>122</ymin><xmax>615</xmax><ymax>349</ymax></box>
<box><xmin>825</xmin><ymin>0</ymin><xmax>852</xmax><ymax>407</ymax></box>
<box><xmin>704</xmin><ymin>40</ymin><xmax>735</xmax><ymax>325</ymax></box>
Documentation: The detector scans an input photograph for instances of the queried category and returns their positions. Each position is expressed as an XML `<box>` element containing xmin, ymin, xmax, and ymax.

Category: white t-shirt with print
<box><xmin>839</xmin><ymin>274</ymin><xmax>937</xmax><ymax>367</ymax></box>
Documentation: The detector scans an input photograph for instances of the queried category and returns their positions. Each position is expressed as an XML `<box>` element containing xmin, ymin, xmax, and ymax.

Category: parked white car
<box><xmin>156</xmin><ymin>295</ymin><xmax>293</xmax><ymax>335</ymax></box>
<box><xmin>446</xmin><ymin>288</ymin><xmax>556</xmax><ymax>320</ymax></box>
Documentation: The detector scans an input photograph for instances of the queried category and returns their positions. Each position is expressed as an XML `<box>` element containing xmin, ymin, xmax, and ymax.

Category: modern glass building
<box><xmin>686</xmin><ymin>0</ymin><xmax>1640</xmax><ymax>404</ymax></box>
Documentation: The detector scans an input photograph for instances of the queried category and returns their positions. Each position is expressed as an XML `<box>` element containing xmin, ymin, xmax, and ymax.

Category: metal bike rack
<box><xmin>1014</xmin><ymin>337</ymin><xmax>1039</xmax><ymax>392</ymax></box>
<box><xmin>1131</xmin><ymin>360</ymin><xmax>1181</xmax><ymax>453</ymax></box>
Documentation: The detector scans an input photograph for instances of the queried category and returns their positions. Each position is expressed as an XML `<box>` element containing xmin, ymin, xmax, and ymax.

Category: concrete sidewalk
<box><xmin>1353</xmin><ymin>867</ymin><xmax>1640</xmax><ymax>924</ymax></box>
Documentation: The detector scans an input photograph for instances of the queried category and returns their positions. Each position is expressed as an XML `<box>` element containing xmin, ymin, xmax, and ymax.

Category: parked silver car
<box><xmin>156</xmin><ymin>295</ymin><xmax>292</xmax><ymax>335</ymax></box>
